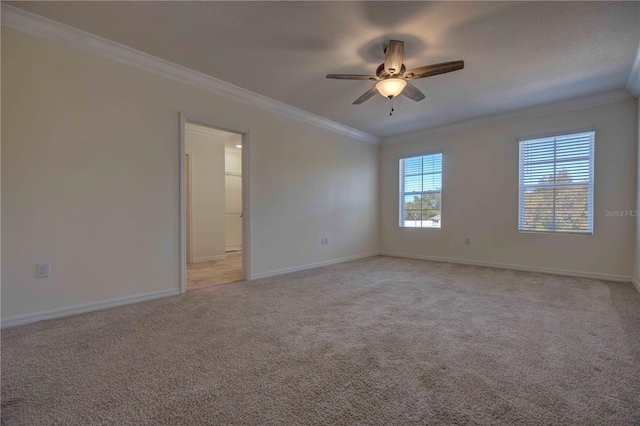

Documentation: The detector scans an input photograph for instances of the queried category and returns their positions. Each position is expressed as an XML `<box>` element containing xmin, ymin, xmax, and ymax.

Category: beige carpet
<box><xmin>2</xmin><ymin>256</ymin><xmax>639</xmax><ymax>425</ymax></box>
<box><xmin>187</xmin><ymin>254</ymin><xmax>243</xmax><ymax>290</ymax></box>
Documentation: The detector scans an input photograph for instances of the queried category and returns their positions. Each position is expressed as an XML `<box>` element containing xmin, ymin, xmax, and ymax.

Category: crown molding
<box><xmin>382</xmin><ymin>89</ymin><xmax>633</xmax><ymax>145</ymax></box>
<box><xmin>626</xmin><ymin>41</ymin><xmax>640</xmax><ymax>97</ymax></box>
<box><xmin>1</xmin><ymin>4</ymin><xmax>380</xmax><ymax>145</ymax></box>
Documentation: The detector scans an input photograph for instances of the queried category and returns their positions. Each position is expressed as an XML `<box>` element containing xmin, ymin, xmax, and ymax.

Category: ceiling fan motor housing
<box><xmin>376</xmin><ymin>63</ymin><xmax>406</xmax><ymax>78</ymax></box>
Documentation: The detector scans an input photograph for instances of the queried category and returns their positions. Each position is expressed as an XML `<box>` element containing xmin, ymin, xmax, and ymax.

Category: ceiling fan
<box><xmin>326</xmin><ymin>40</ymin><xmax>464</xmax><ymax>114</ymax></box>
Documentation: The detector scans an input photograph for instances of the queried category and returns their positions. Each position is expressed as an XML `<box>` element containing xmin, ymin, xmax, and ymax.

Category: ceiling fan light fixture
<box><xmin>327</xmin><ymin>39</ymin><xmax>463</xmax><ymax>109</ymax></box>
<box><xmin>375</xmin><ymin>78</ymin><xmax>407</xmax><ymax>98</ymax></box>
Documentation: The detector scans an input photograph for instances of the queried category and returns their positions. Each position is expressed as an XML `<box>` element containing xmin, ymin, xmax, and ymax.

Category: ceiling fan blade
<box><xmin>326</xmin><ymin>74</ymin><xmax>378</xmax><ymax>80</ymax></box>
<box><xmin>384</xmin><ymin>40</ymin><xmax>404</xmax><ymax>76</ymax></box>
<box><xmin>353</xmin><ymin>87</ymin><xmax>379</xmax><ymax>105</ymax></box>
<box><xmin>404</xmin><ymin>60</ymin><xmax>464</xmax><ymax>80</ymax></box>
<box><xmin>401</xmin><ymin>82</ymin><xmax>426</xmax><ymax>102</ymax></box>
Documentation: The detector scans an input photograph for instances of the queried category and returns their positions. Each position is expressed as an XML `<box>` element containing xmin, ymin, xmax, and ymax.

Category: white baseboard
<box><xmin>380</xmin><ymin>251</ymin><xmax>633</xmax><ymax>282</ymax></box>
<box><xmin>251</xmin><ymin>252</ymin><xmax>380</xmax><ymax>280</ymax></box>
<box><xmin>1</xmin><ymin>288</ymin><xmax>180</xmax><ymax>328</ymax></box>
<box><xmin>192</xmin><ymin>255</ymin><xmax>226</xmax><ymax>263</ymax></box>
<box><xmin>4</xmin><ymin>255</ymin><xmax>632</xmax><ymax>328</ymax></box>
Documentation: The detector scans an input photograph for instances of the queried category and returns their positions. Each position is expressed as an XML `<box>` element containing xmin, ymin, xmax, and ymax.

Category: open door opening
<box><xmin>180</xmin><ymin>114</ymin><xmax>249</xmax><ymax>292</ymax></box>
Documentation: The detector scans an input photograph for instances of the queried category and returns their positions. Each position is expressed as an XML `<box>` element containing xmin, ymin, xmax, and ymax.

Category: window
<box><xmin>518</xmin><ymin>131</ymin><xmax>594</xmax><ymax>234</ymax></box>
<box><xmin>399</xmin><ymin>153</ymin><xmax>442</xmax><ymax>228</ymax></box>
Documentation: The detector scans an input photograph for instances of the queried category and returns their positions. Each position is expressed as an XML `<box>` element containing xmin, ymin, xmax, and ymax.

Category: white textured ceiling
<box><xmin>9</xmin><ymin>1</ymin><xmax>640</xmax><ymax>138</ymax></box>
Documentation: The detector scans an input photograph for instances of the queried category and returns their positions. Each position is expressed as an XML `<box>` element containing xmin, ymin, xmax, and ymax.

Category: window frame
<box><xmin>398</xmin><ymin>151</ymin><xmax>443</xmax><ymax>229</ymax></box>
<box><xmin>517</xmin><ymin>130</ymin><xmax>595</xmax><ymax>235</ymax></box>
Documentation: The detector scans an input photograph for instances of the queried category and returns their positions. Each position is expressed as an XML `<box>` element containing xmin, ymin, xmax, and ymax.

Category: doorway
<box><xmin>180</xmin><ymin>114</ymin><xmax>249</xmax><ymax>292</ymax></box>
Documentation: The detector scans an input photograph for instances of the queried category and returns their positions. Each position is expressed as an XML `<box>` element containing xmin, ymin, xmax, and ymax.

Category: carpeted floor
<box><xmin>2</xmin><ymin>256</ymin><xmax>640</xmax><ymax>425</ymax></box>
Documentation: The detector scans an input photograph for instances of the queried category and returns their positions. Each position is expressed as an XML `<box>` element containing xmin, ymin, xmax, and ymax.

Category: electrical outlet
<box><xmin>464</xmin><ymin>238</ymin><xmax>471</xmax><ymax>245</ymax></box>
<box><xmin>324</xmin><ymin>237</ymin><xmax>329</xmax><ymax>245</ymax></box>
<box><xmin>37</xmin><ymin>263</ymin><xmax>50</xmax><ymax>278</ymax></box>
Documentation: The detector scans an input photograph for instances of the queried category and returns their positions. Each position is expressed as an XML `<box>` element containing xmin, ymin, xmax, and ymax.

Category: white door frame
<box><xmin>179</xmin><ymin>112</ymin><xmax>251</xmax><ymax>293</ymax></box>
<box><xmin>184</xmin><ymin>152</ymin><xmax>194</xmax><ymax>264</ymax></box>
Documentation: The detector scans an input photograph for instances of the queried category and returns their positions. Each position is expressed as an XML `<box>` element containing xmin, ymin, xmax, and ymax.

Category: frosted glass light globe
<box><xmin>375</xmin><ymin>78</ymin><xmax>407</xmax><ymax>98</ymax></box>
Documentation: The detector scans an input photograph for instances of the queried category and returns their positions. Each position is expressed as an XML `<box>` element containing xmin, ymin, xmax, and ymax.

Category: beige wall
<box><xmin>185</xmin><ymin>125</ymin><xmax>226</xmax><ymax>261</ymax></box>
<box><xmin>1</xmin><ymin>28</ymin><xmax>380</xmax><ymax>320</ymax></box>
<box><xmin>380</xmin><ymin>99</ymin><xmax>638</xmax><ymax>278</ymax></box>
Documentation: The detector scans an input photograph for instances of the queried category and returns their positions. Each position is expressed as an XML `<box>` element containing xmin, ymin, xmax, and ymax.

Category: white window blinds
<box><xmin>518</xmin><ymin>131</ymin><xmax>594</xmax><ymax>234</ymax></box>
<box><xmin>399</xmin><ymin>153</ymin><xmax>442</xmax><ymax>228</ymax></box>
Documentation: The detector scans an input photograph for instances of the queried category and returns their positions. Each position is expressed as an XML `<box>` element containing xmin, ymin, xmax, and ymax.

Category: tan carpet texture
<box><xmin>2</xmin><ymin>256</ymin><xmax>639</xmax><ymax>425</ymax></box>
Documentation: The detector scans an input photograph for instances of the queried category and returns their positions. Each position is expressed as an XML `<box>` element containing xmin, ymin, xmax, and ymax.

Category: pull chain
<box><xmin>389</xmin><ymin>96</ymin><xmax>395</xmax><ymax>116</ymax></box>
